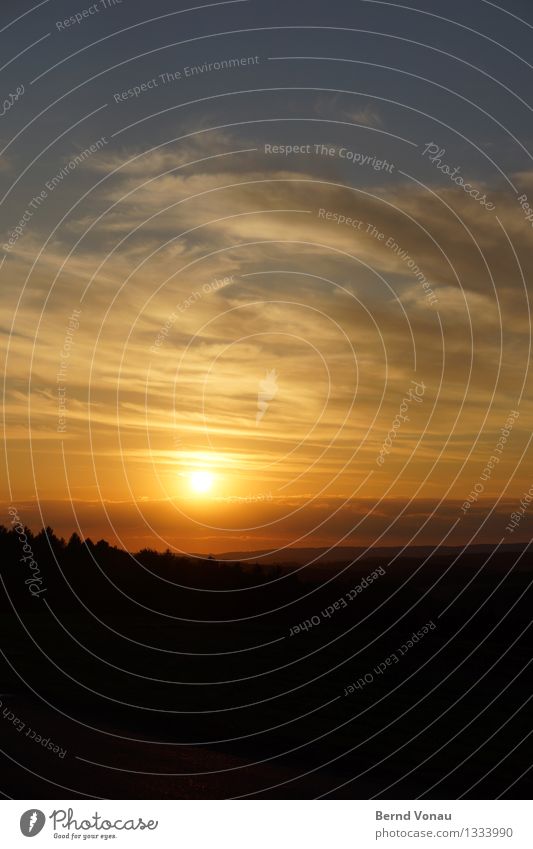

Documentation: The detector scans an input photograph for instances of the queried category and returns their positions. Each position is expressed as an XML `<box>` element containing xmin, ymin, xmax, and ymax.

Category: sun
<box><xmin>189</xmin><ymin>470</ymin><xmax>214</xmax><ymax>494</ymax></box>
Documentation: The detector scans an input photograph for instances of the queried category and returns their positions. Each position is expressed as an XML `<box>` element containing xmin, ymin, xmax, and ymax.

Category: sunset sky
<box><xmin>1</xmin><ymin>0</ymin><xmax>532</xmax><ymax>554</ymax></box>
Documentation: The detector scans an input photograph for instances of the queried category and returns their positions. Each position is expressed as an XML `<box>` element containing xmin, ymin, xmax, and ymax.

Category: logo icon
<box><xmin>256</xmin><ymin>369</ymin><xmax>279</xmax><ymax>425</ymax></box>
<box><xmin>20</xmin><ymin>810</ymin><xmax>46</xmax><ymax>837</ymax></box>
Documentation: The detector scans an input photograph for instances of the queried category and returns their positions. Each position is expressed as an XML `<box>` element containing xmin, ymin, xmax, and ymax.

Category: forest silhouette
<box><xmin>0</xmin><ymin>525</ymin><xmax>531</xmax><ymax>798</ymax></box>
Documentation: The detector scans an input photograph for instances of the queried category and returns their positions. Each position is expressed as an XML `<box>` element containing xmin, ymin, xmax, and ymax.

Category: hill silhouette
<box><xmin>0</xmin><ymin>525</ymin><xmax>531</xmax><ymax>799</ymax></box>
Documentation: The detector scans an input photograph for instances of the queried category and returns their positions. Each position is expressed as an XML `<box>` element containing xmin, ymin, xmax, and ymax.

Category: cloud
<box><xmin>1</xmin><ymin>495</ymin><xmax>527</xmax><ymax>554</ymax></box>
<box><xmin>3</xmin><ymin>130</ymin><xmax>531</xmax><ymax>551</ymax></box>
<box><xmin>314</xmin><ymin>94</ymin><xmax>384</xmax><ymax>128</ymax></box>
<box><xmin>346</xmin><ymin>106</ymin><xmax>384</xmax><ymax>127</ymax></box>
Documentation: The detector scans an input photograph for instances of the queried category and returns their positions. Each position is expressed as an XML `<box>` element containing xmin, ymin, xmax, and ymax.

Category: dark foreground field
<box><xmin>0</xmin><ymin>527</ymin><xmax>531</xmax><ymax>798</ymax></box>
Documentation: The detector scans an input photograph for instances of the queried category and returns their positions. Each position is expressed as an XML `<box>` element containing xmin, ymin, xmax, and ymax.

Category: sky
<box><xmin>1</xmin><ymin>0</ymin><xmax>532</xmax><ymax>555</ymax></box>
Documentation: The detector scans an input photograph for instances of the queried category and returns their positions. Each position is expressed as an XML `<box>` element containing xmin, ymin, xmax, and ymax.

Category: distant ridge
<box><xmin>214</xmin><ymin>542</ymin><xmax>529</xmax><ymax>565</ymax></box>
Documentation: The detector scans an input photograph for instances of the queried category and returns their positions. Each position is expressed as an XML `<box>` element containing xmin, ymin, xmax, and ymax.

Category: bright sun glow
<box><xmin>189</xmin><ymin>470</ymin><xmax>214</xmax><ymax>494</ymax></box>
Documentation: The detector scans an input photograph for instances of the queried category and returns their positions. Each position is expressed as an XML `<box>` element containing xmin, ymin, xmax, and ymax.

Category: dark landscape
<box><xmin>1</xmin><ymin>526</ymin><xmax>531</xmax><ymax>798</ymax></box>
